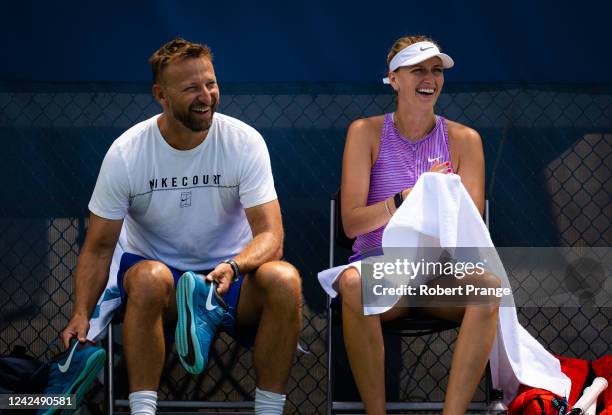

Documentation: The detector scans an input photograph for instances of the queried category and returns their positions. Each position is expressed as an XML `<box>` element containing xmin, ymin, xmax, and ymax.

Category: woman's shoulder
<box><xmin>445</xmin><ymin>118</ymin><xmax>482</xmax><ymax>145</ymax></box>
<box><xmin>347</xmin><ymin>115</ymin><xmax>386</xmax><ymax>140</ymax></box>
<box><xmin>349</xmin><ymin>114</ymin><xmax>385</xmax><ymax>132</ymax></box>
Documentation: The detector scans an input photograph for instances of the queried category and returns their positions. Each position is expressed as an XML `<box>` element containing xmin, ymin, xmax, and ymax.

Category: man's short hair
<box><xmin>149</xmin><ymin>38</ymin><xmax>213</xmax><ymax>84</ymax></box>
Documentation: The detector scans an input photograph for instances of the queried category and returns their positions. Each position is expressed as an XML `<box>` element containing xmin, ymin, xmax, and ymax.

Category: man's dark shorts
<box><xmin>117</xmin><ymin>252</ymin><xmax>256</xmax><ymax>348</ymax></box>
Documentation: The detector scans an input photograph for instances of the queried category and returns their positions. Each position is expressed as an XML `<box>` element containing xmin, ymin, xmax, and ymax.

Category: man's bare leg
<box><xmin>122</xmin><ymin>260</ymin><xmax>177</xmax><ymax>392</ymax></box>
<box><xmin>235</xmin><ymin>261</ymin><xmax>302</xmax><ymax>393</ymax></box>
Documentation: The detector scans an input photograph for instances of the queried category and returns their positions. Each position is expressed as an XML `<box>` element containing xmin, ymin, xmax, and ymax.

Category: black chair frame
<box><xmin>326</xmin><ymin>190</ymin><xmax>502</xmax><ymax>414</ymax></box>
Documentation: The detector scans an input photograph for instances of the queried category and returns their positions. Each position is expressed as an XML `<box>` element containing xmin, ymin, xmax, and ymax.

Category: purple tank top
<box><xmin>350</xmin><ymin>113</ymin><xmax>451</xmax><ymax>261</ymax></box>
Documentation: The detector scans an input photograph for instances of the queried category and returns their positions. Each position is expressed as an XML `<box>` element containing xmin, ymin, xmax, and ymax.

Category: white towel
<box><xmin>86</xmin><ymin>226</ymin><xmax>127</xmax><ymax>341</ymax></box>
<box><xmin>318</xmin><ymin>172</ymin><xmax>571</xmax><ymax>403</ymax></box>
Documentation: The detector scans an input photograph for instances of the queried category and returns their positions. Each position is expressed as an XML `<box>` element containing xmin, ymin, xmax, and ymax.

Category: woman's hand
<box><xmin>397</xmin><ymin>161</ymin><xmax>451</xmax><ymax>200</ymax></box>
<box><xmin>428</xmin><ymin>160</ymin><xmax>453</xmax><ymax>174</ymax></box>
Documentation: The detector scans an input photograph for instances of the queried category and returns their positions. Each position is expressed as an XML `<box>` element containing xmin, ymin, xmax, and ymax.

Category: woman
<box><xmin>337</xmin><ymin>35</ymin><xmax>498</xmax><ymax>415</ymax></box>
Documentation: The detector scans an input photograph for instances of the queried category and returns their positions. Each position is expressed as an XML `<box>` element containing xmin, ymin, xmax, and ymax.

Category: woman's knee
<box><xmin>465</xmin><ymin>273</ymin><xmax>501</xmax><ymax>318</ymax></box>
<box><xmin>338</xmin><ymin>268</ymin><xmax>362</xmax><ymax>307</ymax></box>
<box><xmin>479</xmin><ymin>272</ymin><xmax>502</xmax><ymax>290</ymax></box>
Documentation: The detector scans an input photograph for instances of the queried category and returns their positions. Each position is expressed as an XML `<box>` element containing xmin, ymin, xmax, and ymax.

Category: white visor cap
<box><xmin>382</xmin><ymin>41</ymin><xmax>454</xmax><ymax>84</ymax></box>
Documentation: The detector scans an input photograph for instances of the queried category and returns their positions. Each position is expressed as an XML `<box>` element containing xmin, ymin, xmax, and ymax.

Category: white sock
<box><xmin>128</xmin><ymin>391</ymin><xmax>157</xmax><ymax>415</ymax></box>
<box><xmin>255</xmin><ymin>387</ymin><xmax>286</xmax><ymax>415</ymax></box>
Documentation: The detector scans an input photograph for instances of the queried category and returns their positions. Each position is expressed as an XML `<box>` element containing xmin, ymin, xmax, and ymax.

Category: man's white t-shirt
<box><xmin>88</xmin><ymin>112</ymin><xmax>277</xmax><ymax>270</ymax></box>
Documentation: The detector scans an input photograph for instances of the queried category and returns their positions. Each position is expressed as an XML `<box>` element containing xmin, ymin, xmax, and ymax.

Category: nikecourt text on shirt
<box><xmin>149</xmin><ymin>174</ymin><xmax>222</xmax><ymax>190</ymax></box>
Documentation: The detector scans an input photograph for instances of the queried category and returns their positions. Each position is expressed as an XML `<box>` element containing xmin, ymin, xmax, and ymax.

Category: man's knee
<box><xmin>256</xmin><ymin>261</ymin><xmax>301</xmax><ymax>302</ymax></box>
<box><xmin>256</xmin><ymin>261</ymin><xmax>302</xmax><ymax>293</ymax></box>
<box><xmin>123</xmin><ymin>261</ymin><xmax>175</xmax><ymax>307</ymax></box>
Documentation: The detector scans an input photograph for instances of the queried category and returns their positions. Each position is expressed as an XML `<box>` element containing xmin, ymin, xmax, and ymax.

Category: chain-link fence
<box><xmin>0</xmin><ymin>82</ymin><xmax>610</xmax><ymax>413</ymax></box>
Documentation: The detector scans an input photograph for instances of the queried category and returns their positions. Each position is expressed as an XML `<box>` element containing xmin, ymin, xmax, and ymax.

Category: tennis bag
<box><xmin>508</xmin><ymin>387</ymin><xmax>569</xmax><ymax>415</ymax></box>
<box><xmin>592</xmin><ymin>356</ymin><xmax>612</xmax><ymax>415</ymax></box>
<box><xmin>509</xmin><ymin>356</ymin><xmax>591</xmax><ymax>415</ymax></box>
<box><xmin>509</xmin><ymin>355</ymin><xmax>612</xmax><ymax>415</ymax></box>
<box><xmin>0</xmin><ymin>345</ymin><xmax>49</xmax><ymax>394</ymax></box>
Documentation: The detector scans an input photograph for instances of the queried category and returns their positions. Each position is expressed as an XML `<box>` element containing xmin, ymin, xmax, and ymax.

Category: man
<box><xmin>52</xmin><ymin>38</ymin><xmax>302</xmax><ymax>415</ymax></box>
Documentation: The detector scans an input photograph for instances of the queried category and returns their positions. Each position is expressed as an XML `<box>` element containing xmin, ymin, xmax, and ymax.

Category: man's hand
<box><xmin>205</xmin><ymin>262</ymin><xmax>235</xmax><ymax>296</ymax></box>
<box><xmin>60</xmin><ymin>214</ymin><xmax>122</xmax><ymax>350</ymax></box>
<box><xmin>60</xmin><ymin>314</ymin><xmax>90</xmax><ymax>349</ymax></box>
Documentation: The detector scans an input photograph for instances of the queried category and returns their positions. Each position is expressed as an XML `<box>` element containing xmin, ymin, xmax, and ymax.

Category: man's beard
<box><xmin>172</xmin><ymin>96</ymin><xmax>218</xmax><ymax>132</ymax></box>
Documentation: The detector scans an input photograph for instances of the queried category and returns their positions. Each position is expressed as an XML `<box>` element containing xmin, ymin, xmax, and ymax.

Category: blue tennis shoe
<box><xmin>175</xmin><ymin>271</ymin><xmax>234</xmax><ymax>374</ymax></box>
<box><xmin>38</xmin><ymin>339</ymin><xmax>105</xmax><ymax>414</ymax></box>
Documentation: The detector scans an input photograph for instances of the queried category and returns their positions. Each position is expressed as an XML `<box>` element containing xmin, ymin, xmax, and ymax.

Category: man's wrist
<box><xmin>71</xmin><ymin>307</ymin><xmax>90</xmax><ymax>319</ymax></box>
<box><xmin>223</xmin><ymin>259</ymin><xmax>240</xmax><ymax>283</ymax></box>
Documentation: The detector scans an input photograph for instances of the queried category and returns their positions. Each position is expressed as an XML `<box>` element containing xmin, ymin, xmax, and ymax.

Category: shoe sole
<box><xmin>40</xmin><ymin>348</ymin><xmax>106</xmax><ymax>415</ymax></box>
<box><xmin>176</xmin><ymin>271</ymin><xmax>205</xmax><ymax>374</ymax></box>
